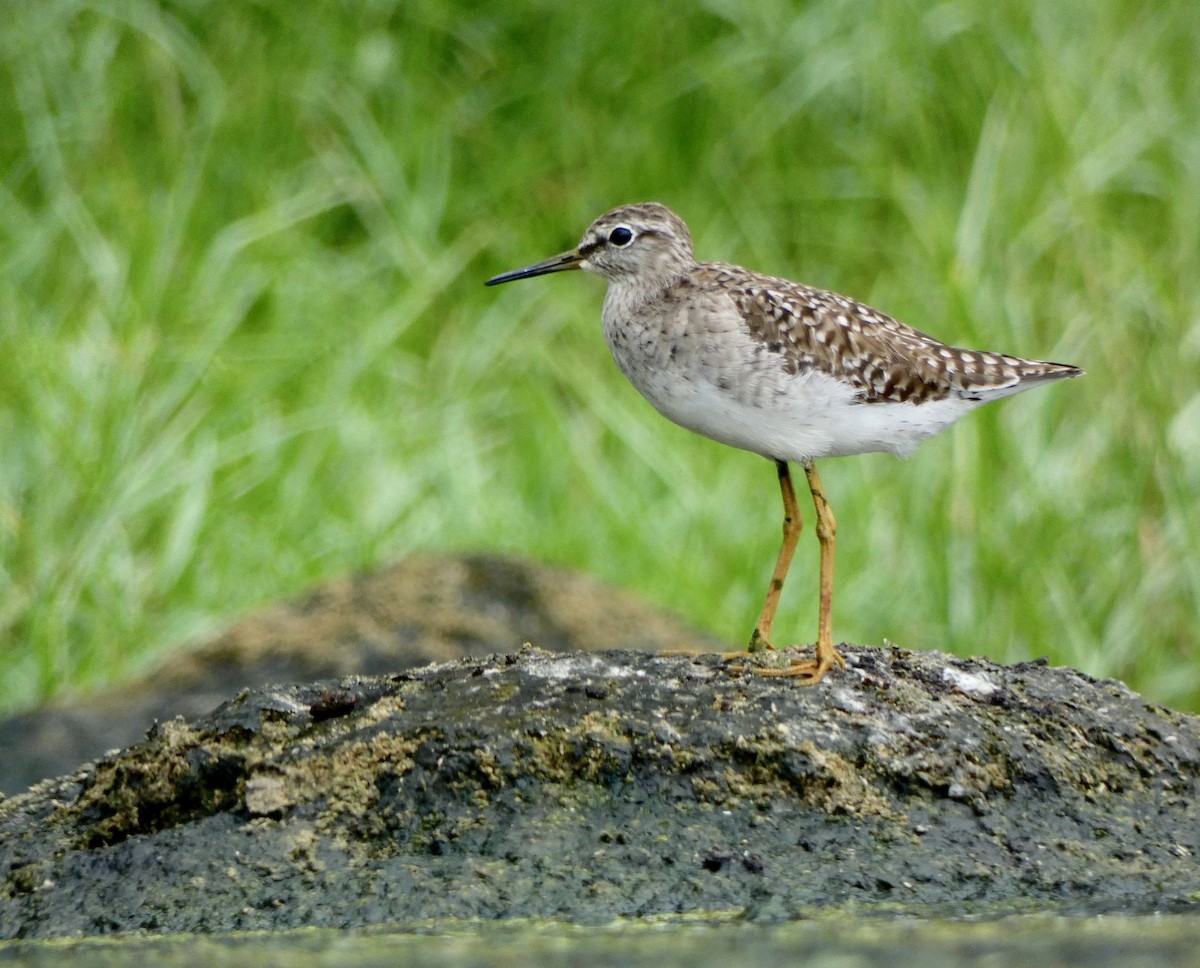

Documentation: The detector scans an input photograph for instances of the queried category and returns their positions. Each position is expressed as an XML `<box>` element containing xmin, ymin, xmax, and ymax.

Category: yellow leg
<box><xmin>804</xmin><ymin>460</ymin><xmax>845</xmax><ymax>678</ymax></box>
<box><xmin>748</xmin><ymin>460</ymin><xmax>802</xmax><ymax>652</ymax></box>
<box><xmin>752</xmin><ymin>460</ymin><xmax>845</xmax><ymax>684</ymax></box>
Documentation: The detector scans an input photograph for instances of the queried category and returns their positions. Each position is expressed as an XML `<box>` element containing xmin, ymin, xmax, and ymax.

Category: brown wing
<box><xmin>696</xmin><ymin>262</ymin><xmax>1074</xmax><ymax>404</ymax></box>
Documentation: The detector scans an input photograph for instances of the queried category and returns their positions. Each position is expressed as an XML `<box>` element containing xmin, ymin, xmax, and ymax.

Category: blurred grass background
<box><xmin>0</xmin><ymin>0</ymin><xmax>1196</xmax><ymax>714</ymax></box>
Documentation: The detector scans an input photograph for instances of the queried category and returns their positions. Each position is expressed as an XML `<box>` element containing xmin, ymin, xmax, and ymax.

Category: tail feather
<box><xmin>971</xmin><ymin>358</ymin><xmax>1083</xmax><ymax>401</ymax></box>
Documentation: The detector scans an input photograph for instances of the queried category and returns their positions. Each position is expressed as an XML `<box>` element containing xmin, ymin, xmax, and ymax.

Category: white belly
<box><xmin>603</xmin><ymin>311</ymin><xmax>978</xmax><ymax>463</ymax></box>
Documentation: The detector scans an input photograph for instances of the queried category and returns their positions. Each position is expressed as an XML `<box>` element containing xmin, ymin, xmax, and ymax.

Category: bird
<box><xmin>485</xmin><ymin>202</ymin><xmax>1082</xmax><ymax>684</ymax></box>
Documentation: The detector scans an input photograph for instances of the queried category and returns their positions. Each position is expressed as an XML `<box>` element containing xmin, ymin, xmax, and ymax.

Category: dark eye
<box><xmin>608</xmin><ymin>226</ymin><xmax>634</xmax><ymax>247</ymax></box>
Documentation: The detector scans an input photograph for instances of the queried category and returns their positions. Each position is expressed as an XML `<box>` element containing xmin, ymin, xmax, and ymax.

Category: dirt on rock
<box><xmin>1</xmin><ymin>644</ymin><xmax>1198</xmax><ymax>939</ymax></box>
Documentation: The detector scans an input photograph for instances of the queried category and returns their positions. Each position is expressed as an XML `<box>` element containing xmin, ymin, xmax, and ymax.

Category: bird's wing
<box><xmin>696</xmin><ymin>262</ymin><xmax>1069</xmax><ymax>404</ymax></box>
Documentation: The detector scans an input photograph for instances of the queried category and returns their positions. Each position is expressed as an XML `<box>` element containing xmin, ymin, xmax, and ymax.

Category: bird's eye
<box><xmin>608</xmin><ymin>226</ymin><xmax>634</xmax><ymax>247</ymax></box>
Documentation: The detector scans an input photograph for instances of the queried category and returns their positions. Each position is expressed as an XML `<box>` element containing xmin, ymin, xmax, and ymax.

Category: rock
<box><xmin>0</xmin><ymin>555</ymin><xmax>721</xmax><ymax>794</ymax></box>
<box><xmin>1</xmin><ymin>645</ymin><xmax>1198</xmax><ymax>939</ymax></box>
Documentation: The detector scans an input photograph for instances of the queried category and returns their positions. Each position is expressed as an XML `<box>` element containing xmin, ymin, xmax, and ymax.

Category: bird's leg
<box><xmin>747</xmin><ymin>460</ymin><xmax>802</xmax><ymax>652</ymax></box>
<box><xmin>804</xmin><ymin>460</ymin><xmax>845</xmax><ymax>675</ymax></box>
<box><xmin>753</xmin><ymin>460</ymin><xmax>845</xmax><ymax>684</ymax></box>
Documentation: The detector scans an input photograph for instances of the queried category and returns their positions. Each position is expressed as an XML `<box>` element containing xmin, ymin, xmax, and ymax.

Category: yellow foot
<box><xmin>720</xmin><ymin>639</ymin><xmax>779</xmax><ymax>677</ymax></box>
<box><xmin>729</xmin><ymin>645</ymin><xmax>846</xmax><ymax>685</ymax></box>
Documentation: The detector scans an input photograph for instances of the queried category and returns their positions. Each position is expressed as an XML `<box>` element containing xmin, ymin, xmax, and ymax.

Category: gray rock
<box><xmin>0</xmin><ymin>555</ymin><xmax>720</xmax><ymax>794</ymax></box>
<box><xmin>1</xmin><ymin>645</ymin><xmax>1198</xmax><ymax>939</ymax></box>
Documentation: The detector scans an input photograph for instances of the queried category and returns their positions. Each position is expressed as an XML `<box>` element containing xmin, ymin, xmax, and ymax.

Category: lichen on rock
<box><xmin>1</xmin><ymin>645</ymin><xmax>1199</xmax><ymax>939</ymax></box>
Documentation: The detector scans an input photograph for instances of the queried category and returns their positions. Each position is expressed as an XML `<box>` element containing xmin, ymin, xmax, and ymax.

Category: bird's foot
<box><xmin>725</xmin><ymin>641</ymin><xmax>845</xmax><ymax>685</ymax></box>
<box><xmin>752</xmin><ymin>646</ymin><xmax>845</xmax><ymax>685</ymax></box>
<box><xmin>722</xmin><ymin>627</ymin><xmax>777</xmax><ymax>663</ymax></box>
<box><xmin>746</xmin><ymin>627</ymin><xmax>772</xmax><ymax>655</ymax></box>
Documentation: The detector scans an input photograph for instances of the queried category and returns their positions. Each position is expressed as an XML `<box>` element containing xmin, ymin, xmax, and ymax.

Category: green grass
<box><xmin>1</xmin><ymin>0</ymin><xmax>1197</xmax><ymax>713</ymax></box>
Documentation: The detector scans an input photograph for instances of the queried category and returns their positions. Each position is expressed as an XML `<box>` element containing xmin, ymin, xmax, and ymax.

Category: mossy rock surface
<box><xmin>2</xmin><ymin>645</ymin><xmax>1199</xmax><ymax>939</ymax></box>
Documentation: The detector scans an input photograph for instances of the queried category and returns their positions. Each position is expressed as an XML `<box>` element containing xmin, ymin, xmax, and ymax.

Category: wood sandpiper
<box><xmin>486</xmin><ymin>203</ymin><xmax>1082</xmax><ymax>684</ymax></box>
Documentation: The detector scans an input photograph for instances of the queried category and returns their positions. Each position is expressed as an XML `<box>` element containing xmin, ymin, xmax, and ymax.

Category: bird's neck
<box><xmin>603</xmin><ymin>264</ymin><xmax>690</xmax><ymax>314</ymax></box>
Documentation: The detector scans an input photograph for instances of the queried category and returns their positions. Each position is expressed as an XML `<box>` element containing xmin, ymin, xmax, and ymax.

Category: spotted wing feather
<box><xmin>696</xmin><ymin>263</ymin><xmax>1078</xmax><ymax>404</ymax></box>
